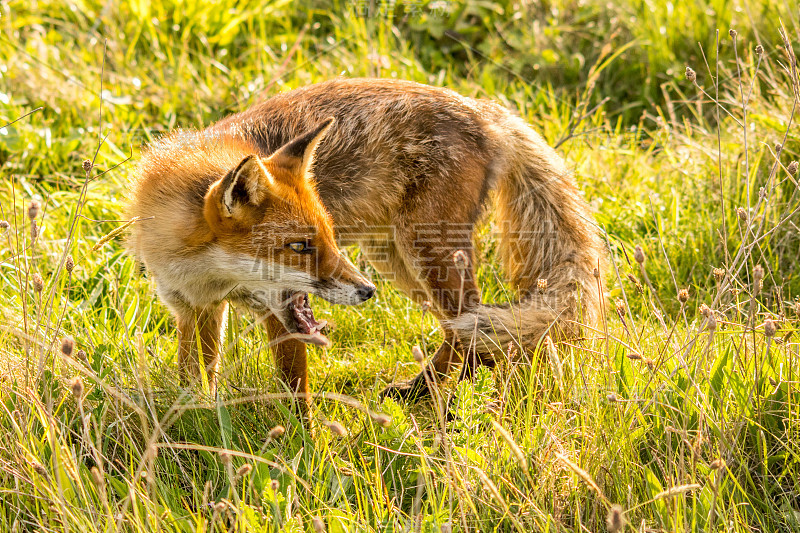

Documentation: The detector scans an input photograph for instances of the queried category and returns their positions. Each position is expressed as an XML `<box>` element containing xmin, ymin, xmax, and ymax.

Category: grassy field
<box><xmin>1</xmin><ymin>0</ymin><xmax>799</xmax><ymax>531</ymax></box>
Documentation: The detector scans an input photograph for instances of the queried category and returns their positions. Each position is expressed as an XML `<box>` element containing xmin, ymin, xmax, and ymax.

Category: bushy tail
<box><xmin>448</xmin><ymin>113</ymin><xmax>606</xmax><ymax>354</ymax></box>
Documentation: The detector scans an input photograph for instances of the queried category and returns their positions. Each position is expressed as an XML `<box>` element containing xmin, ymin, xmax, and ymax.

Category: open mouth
<box><xmin>289</xmin><ymin>292</ymin><xmax>329</xmax><ymax>344</ymax></box>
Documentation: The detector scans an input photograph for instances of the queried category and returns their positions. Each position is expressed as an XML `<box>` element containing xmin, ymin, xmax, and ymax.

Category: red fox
<box><xmin>128</xmin><ymin>78</ymin><xmax>605</xmax><ymax>401</ymax></box>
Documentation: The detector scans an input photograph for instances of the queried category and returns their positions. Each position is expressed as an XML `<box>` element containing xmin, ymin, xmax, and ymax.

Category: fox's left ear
<box><xmin>217</xmin><ymin>155</ymin><xmax>273</xmax><ymax>217</ymax></box>
<box><xmin>265</xmin><ymin>117</ymin><xmax>335</xmax><ymax>183</ymax></box>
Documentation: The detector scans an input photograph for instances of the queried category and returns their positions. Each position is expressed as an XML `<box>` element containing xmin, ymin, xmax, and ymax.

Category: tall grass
<box><xmin>1</xmin><ymin>1</ymin><xmax>799</xmax><ymax>531</ymax></box>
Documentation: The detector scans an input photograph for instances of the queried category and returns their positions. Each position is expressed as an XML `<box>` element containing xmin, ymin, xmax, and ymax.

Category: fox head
<box><xmin>202</xmin><ymin>118</ymin><xmax>375</xmax><ymax>336</ymax></box>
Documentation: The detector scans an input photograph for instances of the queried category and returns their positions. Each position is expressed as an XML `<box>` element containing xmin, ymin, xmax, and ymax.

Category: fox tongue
<box><xmin>296</xmin><ymin>312</ymin><xmax>326</xmax><ymax>334</ymax></box>
<box><xmin>291</xmin><ymin>293</ymin><xmax>327</xmax><ymax>335</ymax></box>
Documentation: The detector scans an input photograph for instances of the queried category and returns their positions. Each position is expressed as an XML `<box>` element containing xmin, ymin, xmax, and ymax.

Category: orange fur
<box><xmin>128</xmin><ymin>118</ymin><xmax>374</xmax><ymax>398</ymax></box>
<box><xmin>127</xmin><ymin>78</ymin><xmax>606</xmax><ymax>402</ymax></box>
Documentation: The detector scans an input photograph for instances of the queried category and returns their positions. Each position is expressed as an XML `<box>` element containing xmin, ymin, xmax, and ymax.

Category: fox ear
<box><xmin>219</xmin><ymin>155</ymin><xmax>272</xmax><ymax>216</ymax></box>
<box><xmin>266</xmin><ymin>117</ymin><xmax>335</xmax><ymax>182</ymax></box>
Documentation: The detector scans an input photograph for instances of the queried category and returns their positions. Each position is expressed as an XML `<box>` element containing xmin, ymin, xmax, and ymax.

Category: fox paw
<box><xmin>380</xmin><ymin>375</ymin><xmax>432</xmax><ymax>403</ymax></box>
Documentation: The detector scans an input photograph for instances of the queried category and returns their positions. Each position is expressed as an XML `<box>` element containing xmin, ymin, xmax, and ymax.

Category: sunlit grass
<box><xmin>0</xmin><ymin>1</ymin><xmax>799</xmax><ymax>531</ymax></box>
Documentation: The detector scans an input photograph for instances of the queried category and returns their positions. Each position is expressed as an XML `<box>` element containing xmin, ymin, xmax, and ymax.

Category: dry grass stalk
<box><xmin>555</xmin><ymin>452</ymin><xmax>609</xmax><ymax>505</ymax></box>
<box><xmin>653</xmin><ymin>483</ymin><xmax>702</xmax><ymax>500</ymax></box>
<box><xmin>491</xmin><ymin>420</ymin><xmax>531</xmax><ymax>484</ymax></box>
<box><xmin>91</xmin><ymin>216</ymin><xmax>141</xmax><ymax>251</ymax></box>
<box><xmin>606</xmin><ymin>504</ymin><xmax>624</xmax><ymax>533</ymax></box>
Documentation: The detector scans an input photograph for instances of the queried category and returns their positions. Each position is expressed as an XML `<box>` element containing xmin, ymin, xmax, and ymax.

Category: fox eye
<box><xmin>287</xmin><ymin>241</ymin><xmax>313</xmax><ymax>254</ymax></box>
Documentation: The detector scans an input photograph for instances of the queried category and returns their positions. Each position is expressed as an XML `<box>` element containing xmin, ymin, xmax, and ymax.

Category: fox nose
<box><xmin>357</xmin><ymin>283</ymin><xmax>376</xmax><ymax>302</ymax></box>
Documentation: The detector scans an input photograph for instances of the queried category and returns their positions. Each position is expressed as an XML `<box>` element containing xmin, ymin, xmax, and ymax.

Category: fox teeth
<box><xmin>292</xmin><ymin>293</ymin><xmax>306</xmax><ymax>307</ymax></box>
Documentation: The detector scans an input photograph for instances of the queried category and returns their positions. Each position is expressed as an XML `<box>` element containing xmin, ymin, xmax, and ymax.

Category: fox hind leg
<box><xmin>366</xmin><ymin>220</ymin><xmax>482</xmax><ymax>402</ymax></box>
